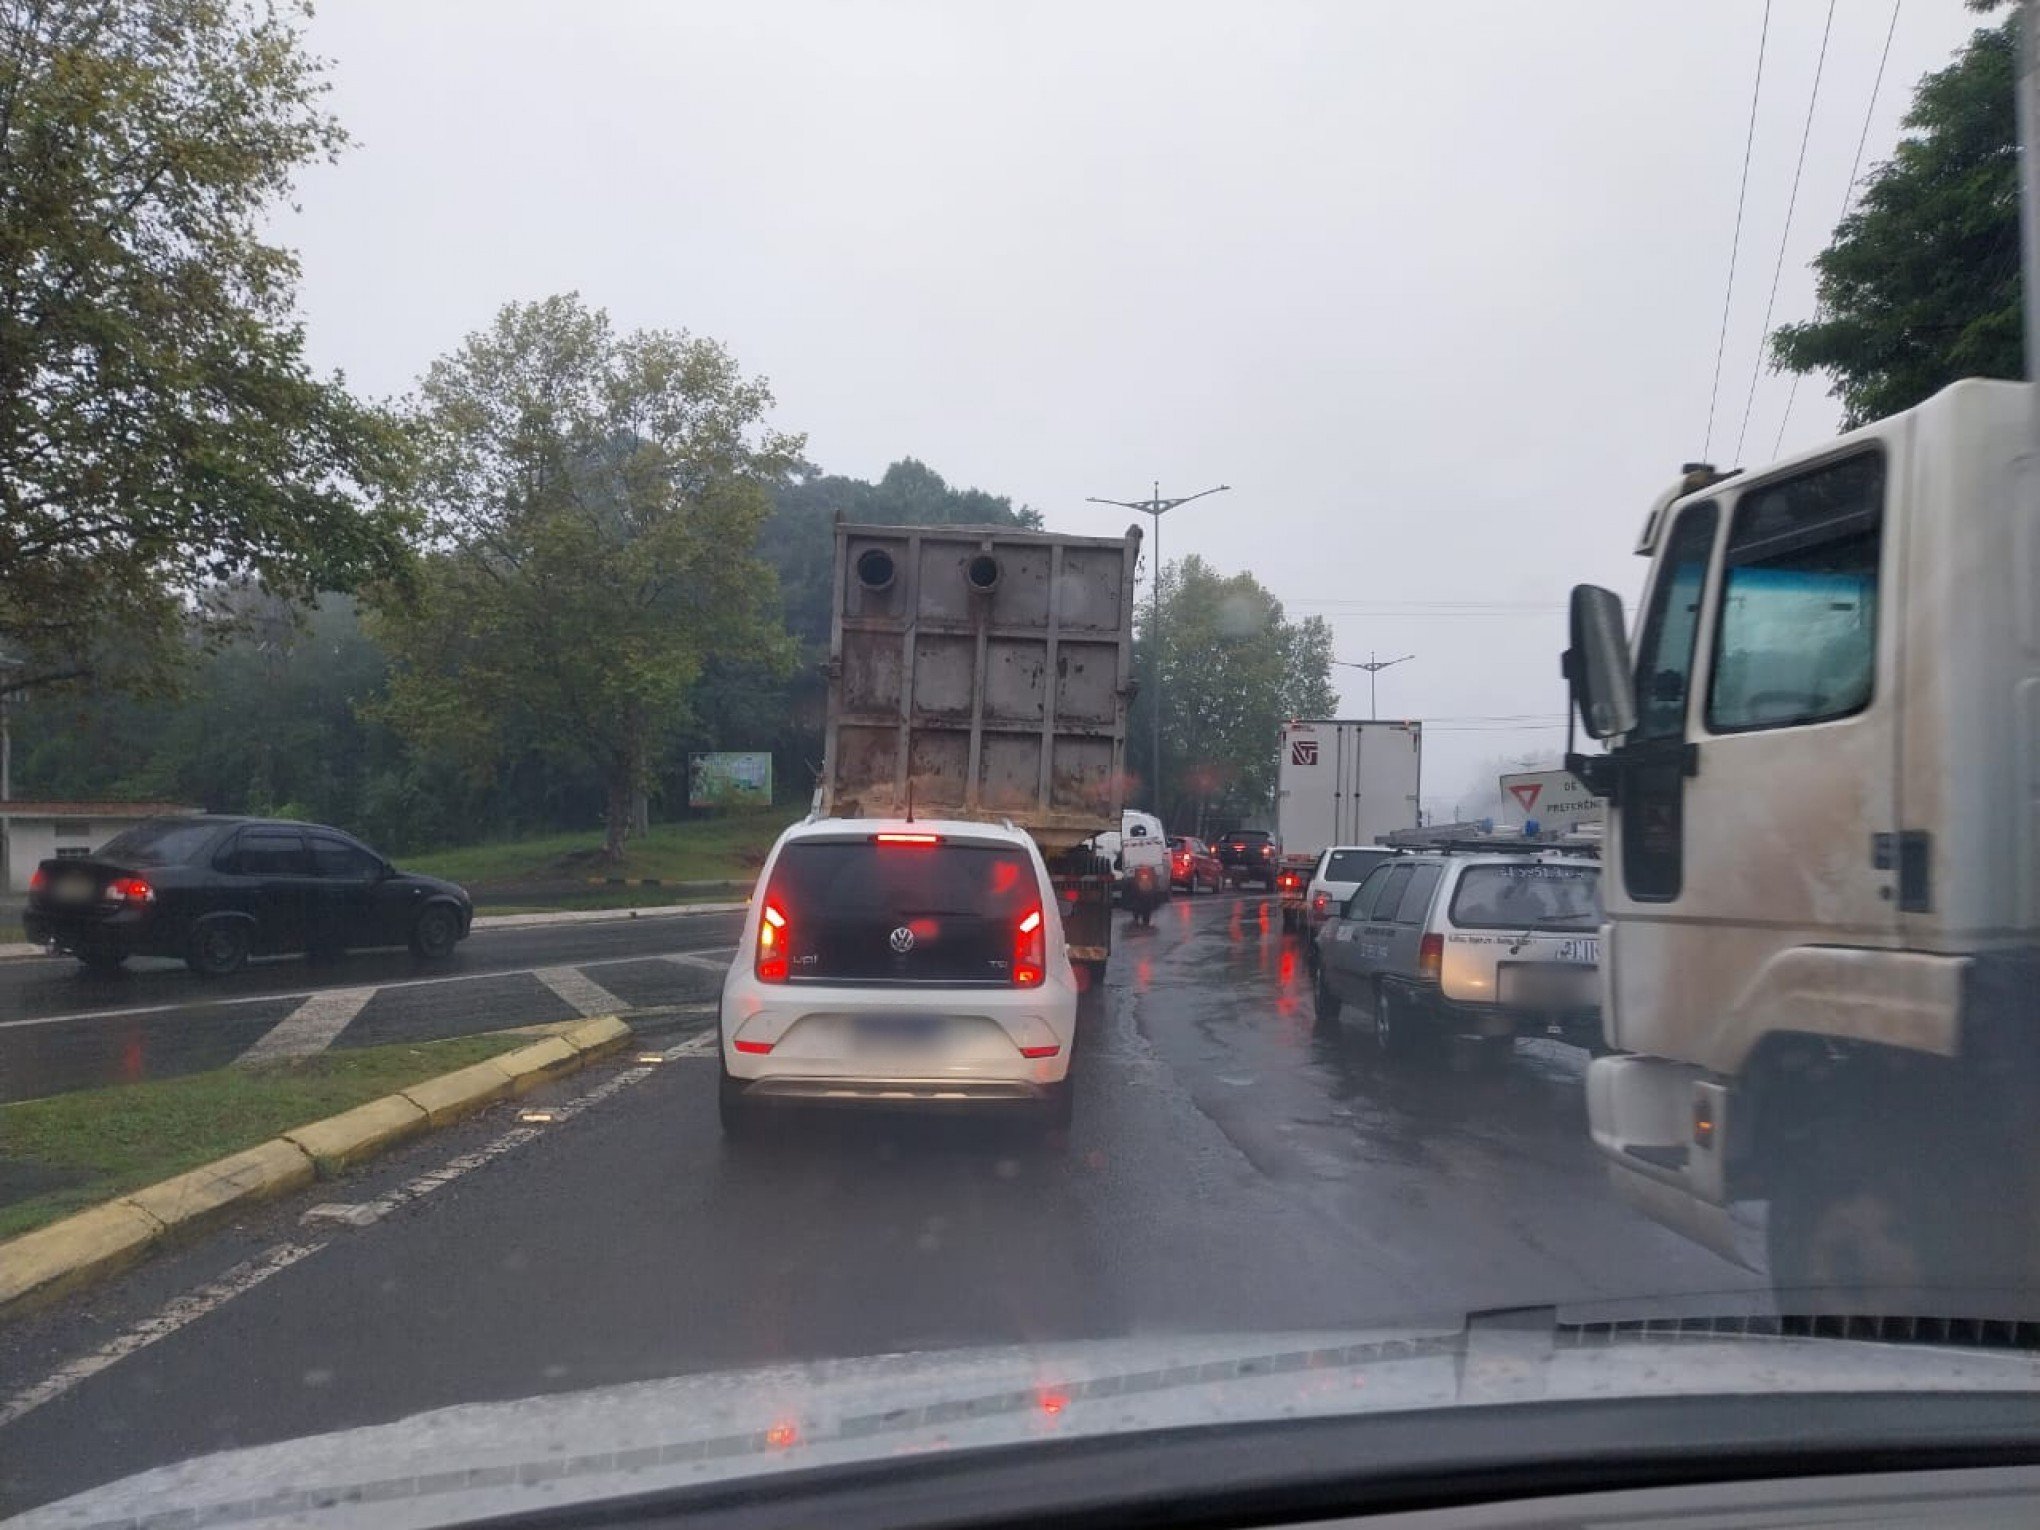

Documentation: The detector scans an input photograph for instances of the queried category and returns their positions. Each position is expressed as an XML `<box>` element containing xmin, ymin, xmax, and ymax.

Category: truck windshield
<box><xmin>1450</xmin><ymin>864</ymin><xmax>1601</xmax><ymax>931</ymax></box>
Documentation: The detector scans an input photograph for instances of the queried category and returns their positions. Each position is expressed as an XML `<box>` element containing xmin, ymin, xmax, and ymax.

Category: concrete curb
<box><xmin>0</xmin><ymin>1015</ymin><xmax>633</xmax><ymax>1323</ymax></box>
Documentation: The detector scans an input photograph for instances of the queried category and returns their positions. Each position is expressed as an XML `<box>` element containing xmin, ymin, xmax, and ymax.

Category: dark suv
<box><xmin>24</xmin><ymin>816</ymin><xmax>472</xmax><ymax>976</ymax></box>
<box><xmin>1214</xmin><ymin>829</ymin><xmax>1280</xmax><ymax>890</ymax></box>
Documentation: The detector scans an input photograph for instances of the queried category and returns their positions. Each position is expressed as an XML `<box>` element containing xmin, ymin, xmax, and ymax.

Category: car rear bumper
<box><xmin>23</xmin><ymin>907</ymin><xmax>152</xmax><ymax>954</ymax></box>
<box><xmin>1430</xmin><ymin>993</ymin><xmax>1601</xmax><ymax>1042</ymax></box>
<box><xmin>720</xmin><ymin>974</ymin><xmax>1079</xmax><ymax>1099</ymax></box>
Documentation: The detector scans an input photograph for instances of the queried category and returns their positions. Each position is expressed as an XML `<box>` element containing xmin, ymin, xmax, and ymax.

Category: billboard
<box><xmin>1498</xmin><ymin>768</ymin><xmax>1604</xmax><ymax>831</ymax></box>
<box><xmin>688</xmin><ymin>751</ymin><xmax>773</xmax><ymax>808</ymax></box>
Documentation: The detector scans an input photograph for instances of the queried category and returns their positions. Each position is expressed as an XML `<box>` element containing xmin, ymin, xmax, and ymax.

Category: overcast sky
<box><xmin>281</xmin><ymin>0</ymin><xmax>1985</xmax><ymax>816</ymax></box>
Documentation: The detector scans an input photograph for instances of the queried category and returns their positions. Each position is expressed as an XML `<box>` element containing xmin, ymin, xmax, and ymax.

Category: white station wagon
<box><xmin>1310</xmin><ymin>850</ymin><xmax>1603</xmax><ymax>1059</ymax></box>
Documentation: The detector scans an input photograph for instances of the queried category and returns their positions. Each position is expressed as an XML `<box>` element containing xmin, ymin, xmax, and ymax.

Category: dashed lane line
<box><xmin>0</xmin><ymin>1038</ymin><xmax>706</xmax><ymax>1433</ymax></box>
<box><xmin>0</xmin><ymin>1241</ymin><xmax>326</xmax><ymax>1429</ymax></box>
<box><xmin>0</xmin><ymin>940</ymin><xmax>745</xmax><ymax>1033</ymax></box>
<box><xmin>533</xmin><ymin>965</ymin><xmax>627</xmax><ymax>1018</ymax></box>
<box><xmin>233</xmin><ymin>987</ymin><xmax>377</xmax><ymax>1066</ymax></box>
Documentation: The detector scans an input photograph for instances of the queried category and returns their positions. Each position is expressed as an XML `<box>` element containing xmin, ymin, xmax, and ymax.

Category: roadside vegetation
<box><xmin>410</xmin><ymin>811</ymin><xmax>794</xmax><ymax>902</ymax></box>
<box><xmin>0</xmin><ymin>1033</ymin><xmax>533</xmax><ymax>1241</ymax></box>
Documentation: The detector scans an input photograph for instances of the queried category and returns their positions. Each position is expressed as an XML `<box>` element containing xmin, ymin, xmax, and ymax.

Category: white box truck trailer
<box><xmin>1274</xmin><ymin>719</ymin><xmax>1422</xmax><ymax>927</ymax></box>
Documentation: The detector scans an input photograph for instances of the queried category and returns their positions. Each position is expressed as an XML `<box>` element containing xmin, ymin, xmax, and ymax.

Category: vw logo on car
<box><xmin>889</xmin><ymin>925</ymin><xmax>916</xmax><ymax>953</ymax></box>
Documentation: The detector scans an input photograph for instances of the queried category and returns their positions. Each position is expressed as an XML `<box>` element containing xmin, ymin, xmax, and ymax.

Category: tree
<box><xmin>0</xmin><ymin>0</ymin><xmax>414</xmax><ymax>698</ymax></box>
<box><xmin>1772</xmin><ymin>3</ymin><xmax>2020</xmax><ymax>427</ymax></box>
<box><xmin>367</xmin><ymin>295</ymin><xmax>801</xmax><ymax>861</ymax></box>
<box><xmin>1131</xmin><ymin>556</ymin><xmax>1337</xmax><ymax>831</ymax></box>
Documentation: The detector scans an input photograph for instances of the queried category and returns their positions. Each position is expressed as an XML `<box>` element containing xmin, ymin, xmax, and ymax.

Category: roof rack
<box><xmin>1382</xmin><ymin>821</ymin><xmax>1601</xmax><ymax>858</ymax></box>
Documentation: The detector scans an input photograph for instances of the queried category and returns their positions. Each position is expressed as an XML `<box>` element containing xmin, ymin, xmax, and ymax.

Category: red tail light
<box><xmin>1013</xmin><ymin>906</ymin><xmax>1045</xmax><ymax>987</ymax></box>
<box><xmin>29</xmin><ymin>866</ymin><xmax>46</xmax><ymax>894</ymax></box>
<box><xmin>1419</xmin><ymin>932</ymin><xmax>1444</xmax><ymax>979</ymax></box>
<box><xmin>107</xmin><ymin>877</ymin><xmax>155</xmax><ymax>905</ymax></box>
<box><xmin>873</xmin><ymin>832</ymin><xmax>940</xmax><ymax>846</ymax></box>
<box><xmin>733</xmin><ymin>1038</ymin><xmax>774</xmax><ymax>1054</ymax></box>
<box><xmin>1312</xmin><ymin>893</ymin><xmax>1330</xmax><ymax>914</ymax></box>
<box><xmin>756</xmin><ymin>901</ymin><xmax>789</xmax><ymax>981</ymax></box>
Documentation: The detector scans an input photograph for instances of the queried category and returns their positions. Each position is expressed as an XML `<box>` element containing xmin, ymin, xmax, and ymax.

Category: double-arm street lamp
<box><xmin>1333</xmin><ymin>652</ymin><xmax>1415</xmax><ymax>720</ymax></box>
<box><xmin>1084</xmin><ymin>481</ymin><xmax>1231</xmax><ymax>816</ymax></box>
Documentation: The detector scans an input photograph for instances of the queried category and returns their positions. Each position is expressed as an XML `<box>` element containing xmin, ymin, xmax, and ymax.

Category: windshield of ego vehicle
<box><xmin>95</xmin><ymin>820</ymin><xmax>217</xmax><ymax>864</ymax></box>
<box><xmin>1448</xmin><ymin>864</ymin><xmax>1601</xmax><ymax>930</ymax></box>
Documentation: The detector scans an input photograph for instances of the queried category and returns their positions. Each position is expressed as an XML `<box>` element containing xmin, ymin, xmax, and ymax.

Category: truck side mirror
<box><xmin>1565</xmin><ymin>584</ymin><xmax>1638</xmax><ymax>740</ymax></box>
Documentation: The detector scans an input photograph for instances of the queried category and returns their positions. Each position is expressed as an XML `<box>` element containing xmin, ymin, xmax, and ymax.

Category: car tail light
<box><xmin>1020</xmin><ymin>1043</ymin><xmax>1061</xmax><ymax>1058</ymax></box>
<box><xmin>733</xmin><ymin>1038</ymin><xmax>774</xmax><ymax>1054</ymax></box>
<box><xmin>1279</xmin><ymin>872</ymin><xmax>1300</xmax><ymax>890</ymax></box>
<box><xmin>1419</xmin><ymin>932</ymin><xmax>1444</xmax><ymax>979</ymax></box>
<box><xmin>1260</xmin><ymin>845</ymin><xmax>1273</xmax><ymax>857</ymax></box>
<box><xmin>873</xmin><ymin>832</ymin><xmax>940</xmax><ymax>846</ymax></box>
<box><xmin>29</xmin><ymin>866</ymin><xmax>46</xmax><ymax>894</ymax></box>
<box><xmin>1013</xmin><ymin>907</ymin><xmax>1045</xmax><ymax>987</ymax></box>
<box><xmin>1312</xmin><ymin>893</ymin><xmax>1330</xmax><ymax>914</ymax></box>
<box><xmin>107</xmin><ymin>877</ymin><xmax>155</xmax><ymax>905</ymax></box>
<box><xmin>755</xmin><ymin>901</ymin><xmax>789</xmax><ymax>981</ymax></box>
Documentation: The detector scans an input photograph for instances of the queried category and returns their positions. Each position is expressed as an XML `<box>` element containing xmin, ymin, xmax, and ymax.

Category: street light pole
<box><xmin>1085</xmin><ymin>481</ymin><xmax>1231</xmax><ymax>818</ymax></box>
<box><xmin>1332</xmin><ymin>652</ymin><xmax>1416</xmax><ymax>720</ymax></box>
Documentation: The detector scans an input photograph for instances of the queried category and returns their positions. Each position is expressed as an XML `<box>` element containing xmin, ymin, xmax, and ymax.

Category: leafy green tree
<box><xmin>0</xmin><ymin>0</ymin><xmax>413</xmax><ymax>698</ymax></box>
<box><xmin>1130</xmin><ymin>556</ymin><xmax>1338</xmax><ymax>831</ymax></box>
<box><xmin>1772</xmin><ymin>4</ymin><xmax>2020</xmax><ymax>427</ymax></box>
<box><xmin>368</xmin><ymin>296</ymin><xmax>801</xmax><ymax>861</ymax></box>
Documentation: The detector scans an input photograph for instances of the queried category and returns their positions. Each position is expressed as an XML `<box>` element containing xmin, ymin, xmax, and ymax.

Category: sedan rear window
<box><xmin>766</xmin><ymin>838</ymin><xmax>1040</xmax><ymax>984</ymax></box>
<box><xmin>1449</xmin><ymin>863</ymin><xmax>1602</xmax><ymax>931</ymax></box>
<box><xmin>1323</xmin><ymin>848</ymin><xmax>1392</xmax><ymax>883</ymax></box>
<box><xmin>96</xmin><ymin>819</ymin><xmax>219</xmax><ymax>865</ymax></box>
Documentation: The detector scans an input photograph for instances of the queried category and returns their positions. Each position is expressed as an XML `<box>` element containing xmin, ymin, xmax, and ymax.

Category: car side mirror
<box><xmin>1564</xmin><ymin>584</ymin><xmax>1638</xmax><ymax>740</ymax></box>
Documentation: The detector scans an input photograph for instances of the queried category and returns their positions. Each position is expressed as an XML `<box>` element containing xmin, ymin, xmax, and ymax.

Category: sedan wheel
<box><xmin>410</xmin><ymin>904</ymin><xmax>461</xmax><ymax>959</ymax></box>
<box><xmin>187</xmin><ymin>919</ymin><xmax>251</xmax><ymax>977</ymax></box>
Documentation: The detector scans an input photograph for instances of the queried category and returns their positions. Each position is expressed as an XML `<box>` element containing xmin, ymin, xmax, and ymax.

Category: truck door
<box><xmin>1612</xmin><ymin>449</ymin><xmax>1898</xmax><ymax>1050</ymax></box>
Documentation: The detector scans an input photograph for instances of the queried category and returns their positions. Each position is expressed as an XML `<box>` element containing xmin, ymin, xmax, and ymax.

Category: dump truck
<box><xmin>817</xmin><ymin>520</ymin><xmax>1143</xmax><ymax>979</ymax></box>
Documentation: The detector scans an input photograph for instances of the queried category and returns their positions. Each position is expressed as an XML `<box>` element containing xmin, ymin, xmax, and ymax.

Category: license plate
<box><xmin>1556</xmin><ymin>937</ymin><xmax>1599</xmax><ymax>963</ymax></box>
<box><xmin>1498</xmin><ymin>963</ymin><xmax>1598</xmax><ymax>1010</ymax></box>
<box><xmin>52</xmin><ymin>874</ymin><xmax>96</xmax><ymax>905</ymax></box>
<box><xmin>849</xmin><ymin>1013</ymin><xmax>947</xmax><ymax>1051</ymax></box>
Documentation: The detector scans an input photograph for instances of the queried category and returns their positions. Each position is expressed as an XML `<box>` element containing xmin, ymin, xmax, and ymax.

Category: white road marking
<box><xmin>0</xmin><ymin>936</ymin><xmax>746</xmax><ymax>1032</ymax></box>
<box><xmin>0</xmin><ymin>1241</ymin><xmax>325</xmax><ymax>1429</ymax></box>
<box><xmin>533</xmin><ymin>965</ymin><xmax>626</xmax><ymax>1017</ymax></box>
<box><xmin>233</xmin><ymin>987</ymin><xmax>376</xmax><ymax>1065</ymax></box>
<box><xmin>0</xmin><ymin>1043</ymin><xmax>704</xmax><ymax>1434</ymax></box>
<box><xmin>668</xmin><ymin>1029</ymin><xmax>719</xmax><ymax>1056</ymax></box>
<box><xmin>665</xmin><ymin>950</ymin><xmax>733</xmax><ymax>973</ymax></box>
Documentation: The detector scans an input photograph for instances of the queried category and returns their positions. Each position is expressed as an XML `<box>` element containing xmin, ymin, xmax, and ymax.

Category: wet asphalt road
<box><xmin>0</xmin><ymin>891</ymin><xmax>1755</xmax><ymax>1517</ymax></box>
<box><xmin>0</xmin><ymin>911</ymin><xmax>746</xmax><ymax>1103</ymax></box>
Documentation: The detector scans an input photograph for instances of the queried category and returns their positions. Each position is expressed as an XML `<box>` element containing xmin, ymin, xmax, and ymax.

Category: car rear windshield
<box><xmin>1448</xmin><ymin>863</ymin><xmax>1602</xmax><ymax>931</ymax></box>
<box><xmin>765</xmin><ymin>838</ymin><xmax>1040</xmax><ymax>985</ymax></box>
<box><xmin>95</xmin><ymin>819</ymin><xmax>219</xmax><ymax>866</ymax></box>
<box><xmin>1323</xmin><ymin>848</ymin><xmax>1392</xmax><ymax>882</ymax></box>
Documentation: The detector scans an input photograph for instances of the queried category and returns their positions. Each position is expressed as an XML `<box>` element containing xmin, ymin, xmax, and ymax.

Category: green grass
<box><xmin>0</xmin><ymin>1033</ymin><xmax>531</xmax><ymax>1240</ymax></box>
<box><xmin>405</xmin><ymin>810</ymin><xmax>798</xmax><ymax>892</ymax></box>
<box><xmin>0</xmin><ymin>924</ymin><xmax>25</xmax><ymax>945</ymax></box>
<box><xmin>478</xmin><ymin>886</ymin><xmax>747</xmax><ymax>915</ymax></box>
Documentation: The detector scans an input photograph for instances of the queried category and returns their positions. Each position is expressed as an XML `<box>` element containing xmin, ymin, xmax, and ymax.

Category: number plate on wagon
<box><xmin>1497</xmin><ymin>962</ymin><xmax>1598</xmax><ymax>1010</ymax></box>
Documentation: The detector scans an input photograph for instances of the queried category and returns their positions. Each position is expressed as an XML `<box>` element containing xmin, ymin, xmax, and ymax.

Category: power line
<box><xmin>1734</xmin><ymin>0</ymin><xmax>1839</xmax><ymax>465</ymax></box>
<box><xmin>1771</xmin><ymin>0</ymin><xmax>1902</xmax><ymax>457</ymax></box>
<box><xmin>1704</xmin><ymin>0</ymin><xmax>1773</xmax><ymax>462</ymax></box>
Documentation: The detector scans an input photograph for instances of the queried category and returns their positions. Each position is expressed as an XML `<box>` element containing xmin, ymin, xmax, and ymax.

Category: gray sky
<box><xmin>282</xmin><ymin>0</ymin><xmax>1985</xmax><ymax>814</ymax></box>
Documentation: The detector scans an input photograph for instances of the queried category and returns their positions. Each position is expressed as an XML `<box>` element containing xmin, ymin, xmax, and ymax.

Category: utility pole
<box><xmin>1084</xmin><ymin>481</ymin><xmax>1231</xmax><ymax>817</ymax></box>
<box><xmin>1333</xmin><ymin>652</ymin><xmax>1415</xmax><ymax>720</ymax></box>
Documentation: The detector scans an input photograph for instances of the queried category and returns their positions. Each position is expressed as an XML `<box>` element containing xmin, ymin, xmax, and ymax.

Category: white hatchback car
<box><xmin>719</xmin><ymin>816</ymin><xmax>1080</xmax><ymax>1139</ymax></box>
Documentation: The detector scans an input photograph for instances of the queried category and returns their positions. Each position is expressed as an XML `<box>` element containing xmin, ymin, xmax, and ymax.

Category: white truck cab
<box><xmin>1565</xmin><ymin>378</ymin><xmax>2040</xmax><ymax>1301</ymax></box>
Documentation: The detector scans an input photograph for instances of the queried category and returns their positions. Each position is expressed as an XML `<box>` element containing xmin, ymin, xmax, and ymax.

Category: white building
<box><xmin>0</xmin><ymin>801</ymin><xmax>201</xmax><ymax>893</ymax></box>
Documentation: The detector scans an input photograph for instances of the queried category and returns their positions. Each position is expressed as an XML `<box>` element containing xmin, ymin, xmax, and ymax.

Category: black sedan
<box><xmin>24</xmin><ymin>816</ymin><xmax>473</xmax><ymax>976</ymax></box>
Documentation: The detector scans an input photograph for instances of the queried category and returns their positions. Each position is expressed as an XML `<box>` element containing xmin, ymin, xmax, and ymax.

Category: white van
<box><xmin>1079</xmin><ymin>809</ymin><xmax>1172</xmax><ymax>920</ymax></box>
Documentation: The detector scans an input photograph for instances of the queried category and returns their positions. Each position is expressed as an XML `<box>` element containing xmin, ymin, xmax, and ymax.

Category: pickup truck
<box><xmin>1214</xmin><ymin>829</ymin><xmax>1280</xmax><ymax>891</ymax></box>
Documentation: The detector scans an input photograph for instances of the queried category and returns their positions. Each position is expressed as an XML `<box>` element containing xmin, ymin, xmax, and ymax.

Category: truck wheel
<box><xmin>1765</xmin><ymin>1121</ymin><xmax>2011</xmax><ymax>1309</ymax></box>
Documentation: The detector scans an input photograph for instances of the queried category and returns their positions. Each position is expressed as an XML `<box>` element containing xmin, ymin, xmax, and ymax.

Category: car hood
<box><xmin>19</xmin><ymin>1320</ymin><xmax>2040</xmax><ymax>1530</ymax></box>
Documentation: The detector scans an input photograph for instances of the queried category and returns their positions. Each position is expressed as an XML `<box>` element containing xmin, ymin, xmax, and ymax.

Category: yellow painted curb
<box><xmin>0</xmin><ymin>1019</ymin><xmax>641</xmax><ymax>1324</ymax></box>
<box><xmin>496</xmin><ymin>1035</ymin><xmax>582</xmax><ymax>1095</ymax></box>
<box><xmin>400</xmin><ymin>1058</ymin><xmax>515</xmax><ymax>1128</ymax></box>
<box><xmin>0</xmin><ymin>1200</ymin><xmax>165</xmax><ymax>1314</ymax></box>
<box><xmin>127</xmin><ymin>1139</ymin><xmax>315</xmax><ymax>1234</ymax></box>
<box><xmin>282</xmin><ymin>1093</ymin><xmax>430</xmax><ymax>1177</ymax></box>
<box><xmin>556</xmin><ymin>1015</ymin><xmax>634</xmax><ymax>1059</ymax></box>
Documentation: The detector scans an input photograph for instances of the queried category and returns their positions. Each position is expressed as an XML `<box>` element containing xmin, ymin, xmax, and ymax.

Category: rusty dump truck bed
<box><xmin>818</xmin><ymin>521</ymin><xmax>1143</xmax><ymax>851</ymax></box>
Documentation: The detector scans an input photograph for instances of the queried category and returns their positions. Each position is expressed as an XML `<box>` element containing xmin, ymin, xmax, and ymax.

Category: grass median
<box><xmin>408</xmin><ymin>811</ymin><xmax>795</xmax><ymax>895</ymax></box>
<box><xmin>0</xmin><ymin>1034</ymin><xmax>531</xmax><ymax>1241</ymax></box>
